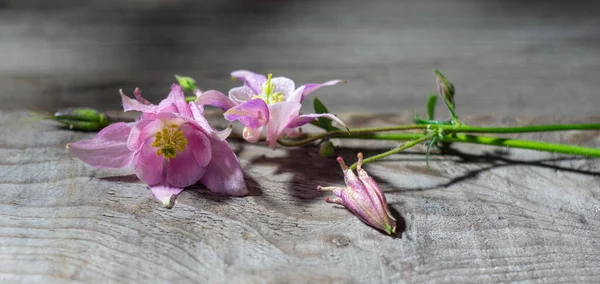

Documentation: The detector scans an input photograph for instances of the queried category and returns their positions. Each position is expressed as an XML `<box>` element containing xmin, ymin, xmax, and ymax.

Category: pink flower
<box><xmin>67</xmin><ymin>85</ymin><xmax>247</xmax><ymax>207</ymax></box>
<box><xmin>318</xmin><ymin>153</ymin><xmax>397</xmax><ymax>235</ymax></box>
<box><xmin>194</xmin><ymin>70</ymin><xmax>347</xmax><ymax>149</ymax></box>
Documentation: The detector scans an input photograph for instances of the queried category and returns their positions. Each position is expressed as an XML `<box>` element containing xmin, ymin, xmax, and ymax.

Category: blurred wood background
<box><xmin>1</xmin><ymin>0</ymin><xmax>599</xmax><ymax>283</ymax></box>
<box><xmin>1</xmin><ymin>0</ymin><xmax>599</xmax><ymax>115</ymax></box>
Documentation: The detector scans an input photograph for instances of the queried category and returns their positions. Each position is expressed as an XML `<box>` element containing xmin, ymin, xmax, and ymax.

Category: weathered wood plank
<box><xmin>1</xmin><ymin>110</ymin><xmax>599</xmax><ymax>283</ymax></box>
<box><xmin>2</xmin><ymin>0</ymin><xmax>600</xmax><ymax>282</ymax></box>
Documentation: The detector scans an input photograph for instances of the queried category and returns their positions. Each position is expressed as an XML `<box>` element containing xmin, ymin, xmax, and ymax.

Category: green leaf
<box><xmin>175</xmin><ymin>74</ymin><xmax>197</xmax><ymax>92</ymax></box>
<box><xmin>313</xmin><ymin>96</ymin><xmax>328</xmax><ymax>114</ymax></box>
<box><xmin>425</xmin><ymin>137</ymin><xmax>438</xmax><ymax>170</ymax></box>
<box><xmin>413</xmin><ymin>112</ymin><xmax>453</xmax><ymax>125</ymax></box>
<box><xmin>426</xmin><ymin>94</ymin><xmax>437</xmax><ymax>120</ymax></box>
<box><xmin>313</xmin><ymin>97</ymin><xmax>333</xmax><ymax>131</ymax></box>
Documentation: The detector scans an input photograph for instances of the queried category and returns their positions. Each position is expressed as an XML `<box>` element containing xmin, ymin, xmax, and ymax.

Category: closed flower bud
<box><xmin>434</xmin><ymin>69</ymin><xmax>455</xmax><ymax>107</ymax></box>
<box><xmin>53</xmin><ymin>108</ymin><xmax>109</xmax><ymax>131</ymax></box>
<box><xmin>319</xmin><ymin>141</ymin><xmax>336</xmax><ymax>157</ymax></box>
<box><xmin>318</xmin><ymin>153</ymin><xmax>397</xmax><ymax>235</ymax></box>
<box><xmin>174</xmin><ymin>74</ymin><xmax>198</xmax><ymax>92</ymax></box>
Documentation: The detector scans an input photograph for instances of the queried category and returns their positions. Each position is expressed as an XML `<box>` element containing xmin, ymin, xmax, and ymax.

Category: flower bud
<box><xmin>174</xmin><ymin>74</ymin><xmax>198</xmax><ymax>92</ymax></box>
<box><xmin>318</xmin><ymin>153</ymin><xmax>397</xmax><ymax>235</ymax></box>
<box><xmin>434</xmin><ymin>69</ymin><xmax>455</xmax><ymax>107</ymax></box>
<box><xmin>319</xmin><ymin>141</ymin><xmax>336</xmax><ymax>157</ymax></box>
<box><xmin>53</xmin><ymin>108</ymin><xmax>109</xmax><ymax>131</ymax></box>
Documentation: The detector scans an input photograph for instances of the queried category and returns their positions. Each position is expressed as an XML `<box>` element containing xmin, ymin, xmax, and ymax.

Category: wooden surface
<box><xmin>1</xmin><ymin>111</ymin><xmax>600</xmax><ymax>283</ymax></box>
<box><xmin>2</xmin><ymin>0</ymin><xmax>600</xmax><ymax>283</ymax></box>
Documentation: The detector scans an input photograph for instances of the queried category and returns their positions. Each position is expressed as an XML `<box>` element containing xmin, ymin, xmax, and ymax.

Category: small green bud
<box><xmin>175</xmin><ymin>74</ymin><xmax>197</xmax><ymax>92</ymax></box>
<box><xmin>54</xmin><ymin>108</ymin><xmax>108</xmax><ymax>124</ymax></box>
<box><xmin>56</xmin><ymin>120</ymin><xmax>105</xmax><ymax>131</ymax></box>
<box><xmin>319</xmin><ymin>141</ymin><xmax>336</xmax><ymax>157</ymax></box>
<box><xmin>434</xmin><ymin>69</ymin><xmax>455</xmax><ymax>107</ymax></box>
<box><xmin>53</xmin><ymin>108</ymin><xmax>109</xmax><ymax>131</ymax></box>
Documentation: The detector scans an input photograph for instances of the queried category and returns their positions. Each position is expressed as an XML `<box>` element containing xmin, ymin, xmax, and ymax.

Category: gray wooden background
<box><xmin>1</xmin><ymin>0</ymin><xmax>600</xmax><ymax>283</ymax></box>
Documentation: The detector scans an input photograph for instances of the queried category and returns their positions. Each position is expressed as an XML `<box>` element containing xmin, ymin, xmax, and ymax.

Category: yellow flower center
<box><xmin>255</xmin><ymin>73</ymin><xmax>285</xmax><ymax>104</ymax></box>
<box><xmin>151</xmin><ymin>124</ymin><xmax>187</xmax><ymax>159</ymax></box>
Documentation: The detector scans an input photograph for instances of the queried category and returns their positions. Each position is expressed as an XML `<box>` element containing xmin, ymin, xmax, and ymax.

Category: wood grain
<box><xmin>1</xmin><ymin>110</ymin><xmax>599</xmax><ymax>283</ymax></box>
<box><xmin>2</xmin><ymin>0</ymin><xmax>600</xmax><ymax>282</ymax></box>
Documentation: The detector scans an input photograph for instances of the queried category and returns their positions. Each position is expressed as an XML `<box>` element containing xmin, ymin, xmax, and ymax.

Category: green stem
<box><xmin>336</xmin><ymin>132</ymin><xmax>600</xmax><ymax>158</ymax></box>
<box><xmin>438</xmin><ymin>124</ymin><xmax>600</xmax><ymax>133</ymax></box>
<box><xmin>340</xmin><ymin>131</ymin><xmax>600</xmax><ymax>169</ymax></box>
<box><xmin>440</xmin><ymin>133</ymin><xmax>600</xmax><ymax>157</ymax></box>
<box><xmin>277</xmin><ymin>123</ymin><xmax>600</xmax><ymax>147</ymax></box>
<box><xmin>348</xmin><ymin>133</ymin><xmax>436</xmax><ymax>170</ymax></box>
<box><xmin>445</xmin><ymin>101</ymin><xmax>461</xmax><ymax>125</ymax></box>
<box><xmin>277</xmin><ymin>125</ymin><xmax>429</xmax><ymax>147</ymax></box>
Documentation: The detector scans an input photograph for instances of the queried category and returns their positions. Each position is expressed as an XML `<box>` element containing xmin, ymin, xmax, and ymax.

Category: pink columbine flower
<box><xmin>194</xmin><ymin>70</ymin><xmax>347</xmax><ymax>149</ymax></box>
<box><xmin>318</xmin><ymin>153</ymin><xmax>397</xmax><ymax>235</ymax></box>
<box><xmin>67</xmin><ymin>85</ymin><xmax>247</xmax><ymax>207</ymax></box>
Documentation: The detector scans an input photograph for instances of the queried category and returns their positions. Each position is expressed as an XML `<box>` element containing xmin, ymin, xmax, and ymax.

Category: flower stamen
<box><xmin>152</xmin><ymin>124</ymin><xmax>187</xmax><ymax>159</ymax></box>
<box><xmin>257</xmin><ymin>73</ymin><xmax>285</xmax><ymax>104</ymax></box>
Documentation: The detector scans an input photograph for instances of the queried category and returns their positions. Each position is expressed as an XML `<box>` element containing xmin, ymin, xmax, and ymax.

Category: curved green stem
<box><xmin>348</xmin><ymin>133</ymin><xmax>436</xmax><ymax>170</ymax></box>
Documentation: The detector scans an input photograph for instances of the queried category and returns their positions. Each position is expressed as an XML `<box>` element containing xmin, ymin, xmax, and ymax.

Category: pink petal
<box><xmin>133</xmin><ymin>88</ymin><xmax>151</xmax><ymax>105</ymax></box>
<box><xmin>128</xmin><ymin>111</ymin><xmax>202</xmax><ymax>151</ymax></box>
<box><xmin>271</xmin><ymin>77</ymin><xmax>295</xmax><ymax>99</ymax></box>
<box><xmin>120</xmin><ymin>90</ymin><xmax>157</xmax><ymax>113</ymax></box>
<box><xmin>231</xmin><ymin>70</ymin><xmax>266</xmax><ymax>94</ymax></box>
<box><xmin>133</xmin><ymin>137</ymin><xmax>165</xmax><ymax>186</ymax></box>
<box><xmin>243</xmin><ymin>126</ymin><xmax>263</xmax><ymax>143</ymax></box>
<box><xmin>200</xmin><ymin>137</ymin><xmax>248</xmax><ymax>196</ymax></box>
<box><xmin>286</xmin><ymin>85</ymin><xmax>305</xmax><ymax>104</ymax></box>
<box><xmin>340</xmin><ymin>188</ymin><xmax>387</xmax><ymax>231</ymax></box>
<box><xmin>342</xmin><ymin>168</ymin><xmax>365</xmax><ymax>194</ymax></box>
<box><xmin>228</xmin><ymin>86</ymin><xmax>256</xmax><ymax>104</ymax></box>
<box><xmin>190</xmin><ymin>102</ymin><xmax>232</xmax><ymax>141</ymax></box>
<box><xmin>194</xmin><ymin>90</ymin><xmax>235</xmax><ymax>111</ymax></box>
<box><xmin>265</xmin><ymin>101</ymin><xmax>301</xmax><ymax>149</ymax></box>
<box><xmin>301</xmin><ymin>80</ymin><xmax>343</xmax><ymax>101</ymax></box>
<box><xmin>281</xmin><ymin>128</ymin><xmax>302</xmax><ymax>138</ymax></box>
<box><xmin>224</xmin><ymin>98</ymin><xmax>269</xmax><ymax>129</ymax></box>
<box><xmin>67</xmin><ymin>122</ymin><xmax>134</xmax><ymax>168</ymax></box>
<box><xmin>149</xmin><ymin>184</ymin><xmax>184</xmax><ymax>208</ymax></box>
<box><xmin>158</xmin><ymin>84</ymin><xmax>192</xmax><ymax>117</ymax></box>
<box><xmin>127</xmin><ymin>117</ymin><xmax>163</xmax><ymax>151</ymax></box>
<box><xmin>163</xmin><ymin>126</ymin><xmax>211</xmax><ymax>188</ymax></box>
<box><xmin>286</xmin><ymin>113</ymin><xmax>348</xmax><ymax>129</ymax></box>
<box><xmin>358</xmin><ymin>168</ymin><xmax>395</xmax><ymax>222</ymax></box>
<box><xmin>358</xmin><ymin>169</ymin><xmax>387</xmax><ymax>205</ymax></box>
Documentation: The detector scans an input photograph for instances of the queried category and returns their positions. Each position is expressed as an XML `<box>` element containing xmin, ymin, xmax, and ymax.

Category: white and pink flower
<box><xmin>195</xmin><ymin>70</ymin><xmax>347</xmax><ymax>149</ymax></box>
